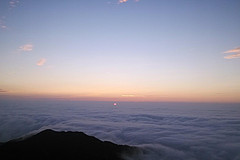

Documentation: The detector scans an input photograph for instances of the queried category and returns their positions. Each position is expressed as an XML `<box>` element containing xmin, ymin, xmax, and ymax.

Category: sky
<box><xmin>0</xmin><ymin>0</ymin><xmax>240</xmax><ymax>102</ymax></box>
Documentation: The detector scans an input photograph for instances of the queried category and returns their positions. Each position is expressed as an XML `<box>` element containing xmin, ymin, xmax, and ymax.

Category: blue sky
<box><xmin>0</xmin><ymin>0</ymin><xmax>240</xmax><ymax>102</ymax></box>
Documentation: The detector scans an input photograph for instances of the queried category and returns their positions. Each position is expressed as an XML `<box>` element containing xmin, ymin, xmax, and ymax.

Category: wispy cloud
<box><xmin>37</xmin><ymin>58</ymin><xmax>46</xmax><ymax>66</ymax></box>
<box><xmin>121</xmin><ymin>94</ymin><xmax>136</xmax><ymax>97</ymax></box>
<box><xmin>0</xmin><ymin>17</ymin><xmax>7</xmax><ymax>29</ymax></box>
<box><xmin>0</xmin><ymin>25</ymin><xmax>7</xmax><ymax>29</ymax></box>
<box><xmin>224</xmin><ymin>47</ymin><xmax>240</xmax><ymax>59</ymax></box>
<box><xmin>9</xmin><ymin>0</ymin><xmax>20</xmax><ymax>9</ymax></box>
<box><xmin>224</xmin><ymin>54</ymin><xmax>240</xmax><ymax>59</ymax></box>
<box><xmin>118</xmin><ymin>0</ymin><xmax>139</xmax><ymax>4</ymax></box>
<box><xmin>118</xmin><ymin>0</ymin><xmax>128</xmax><ymax>3</ymax></box>
<box><xmin>0</xmin><ymin>1</ymin><xmax>20</xmax><ymax>29</ymax></box>
<box><xmin>0</xmin><ymin>89</ymin><xmax>7</xmax><ymax>92</ymax></box>
<box><xmin>224</xmin><ymin>47</ymin><xmax>240</xmax><ymax>54</ymax></box>
<box><xmin>19</xmin><ymin>44</ymin><xmax>34</xmax><ymax>52</ymax></box>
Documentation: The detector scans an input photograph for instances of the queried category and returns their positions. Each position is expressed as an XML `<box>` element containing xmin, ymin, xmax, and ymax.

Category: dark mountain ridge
<box><xmin>0</xmin><ymin>129</ymin><xmax>139</xmax><ymax>160</ymax></box>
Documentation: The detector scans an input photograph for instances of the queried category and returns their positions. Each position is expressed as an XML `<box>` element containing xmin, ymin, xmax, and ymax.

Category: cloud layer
<box><xmin>0</xmin><ymin>101</ymin><xmax>240</xmax><ymax>160</ymax></box>
<box><xmin>224</xmin><ymin>47</ymin><xmax>240</xmax><ymax>59</ymax></box>
<box><xmin>19</xmin><ymin>44</ymin><xmax>33</xmax><ymax>51</ymax></box>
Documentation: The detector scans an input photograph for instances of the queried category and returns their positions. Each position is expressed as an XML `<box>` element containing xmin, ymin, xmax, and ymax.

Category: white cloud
<box><xmin>19</xmin><ymin>44</ymin><xmax>33</xmax><ymax>51</ymax></box>
<box><xmin>37</xmin><ymin>58</ymin><xmax>46</xmax><ymax>66</ymax></box>
<box><xmin>224</xmin><ymin>47</ymin><xmax>240</xmax><ymax>59</ymax></box>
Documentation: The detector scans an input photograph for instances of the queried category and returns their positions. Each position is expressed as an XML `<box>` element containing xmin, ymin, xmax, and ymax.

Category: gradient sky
<box><xmin>0</xmin><ymin>0</ymin><xmax>240</xmax><ymax>102</ymax></box>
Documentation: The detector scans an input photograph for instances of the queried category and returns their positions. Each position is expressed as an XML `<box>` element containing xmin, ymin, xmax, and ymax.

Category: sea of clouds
<box><xmin>0</xmin><ymin>100</ymin><xmax>240</xmax><ymax>160</ymax></box>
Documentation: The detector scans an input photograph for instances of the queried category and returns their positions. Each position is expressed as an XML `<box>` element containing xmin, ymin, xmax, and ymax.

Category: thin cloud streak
<box><xmin>0</xmin><ymin>25</ymin><xmax>7</xmax><ymax>29</ymax></box>
<box><xmin>224</xmin><ymin>53</ymin><xmax>240</xmax><ymax>59</ymax></box>
<box><xmin>37</xmin><ymin>58</ymin><xmax>46</xmax><ymax>66</ymax></box>
<box><xmin>19</xmin><ymin>44</ymin><xmax>33</xmax><ymax>51</ymax></box>
<box><xmin>118</xmin><ymin>0</ymin><xmax>139</xmax><ymax>4</ymax></box>
<box><xmin>121</xmin><ymin>94</ymin><xmax>136</xmax><ymax>97</ymax></box>
<box><xmin>224</xmin><ymin>47</ymin><xmax>240</xmax><ymax>54</ymax></box>
<box><xmin>224</xmin><ymin>47</ymin><xmax>240</xmax><ymax>59</ymax></box>
<box><xmin>0</xmin><ymin>89</ymin><xmax>7</xmax><ymax>92</ymax></box>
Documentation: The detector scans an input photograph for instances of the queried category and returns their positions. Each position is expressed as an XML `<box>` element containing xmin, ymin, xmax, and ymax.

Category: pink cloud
<box><xmin>224</xmin><ymin>53</ymin><xmax>240</xmax><ymax>59</ymax></box>
<box><xmin>119</xmin><ymin>0</ymin><xmax>128</xmax><ymax>3</ymax></box>
<box><xmin>224</xmin><ymin>47</ymin><xmax>240</xmax><ymax>54</ymax></box>
<box><xmin>37</xmin><ymin>58</ymin><xmax>46</xmax><ymax>66</ymax></box>
<box><xmin>118</xmin><ymin>0</ymin><xmax>139</xmax><ymax>4</ymax></box>
<box><xmin>224</xmin><ymin>47</ymin><xmax>240</xmax><ymax>59</ymax></box>
<box><xmin>19</xmin><ymin>44</ymin><xmax>33</xmax><ymax>51</ymax></box>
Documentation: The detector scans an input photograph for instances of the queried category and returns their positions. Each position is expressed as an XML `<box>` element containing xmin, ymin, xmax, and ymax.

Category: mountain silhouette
<box><xmin>0</xmin><ymin>129</ymin><xmax>138</xmax><ymax>160</ymax></box>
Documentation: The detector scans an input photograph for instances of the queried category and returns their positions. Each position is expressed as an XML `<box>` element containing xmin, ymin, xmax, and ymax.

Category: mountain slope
<box><xmin>0</xmin><ymin>129</ymin><xmax>138</xmax><ymax>160</ymax></box>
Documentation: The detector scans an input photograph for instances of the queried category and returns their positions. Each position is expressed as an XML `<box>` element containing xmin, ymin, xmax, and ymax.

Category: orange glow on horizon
<box><xmin>1</xmin><ymin>91</ymin><xmax>239</xmax><ymax>103</ymax></box>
